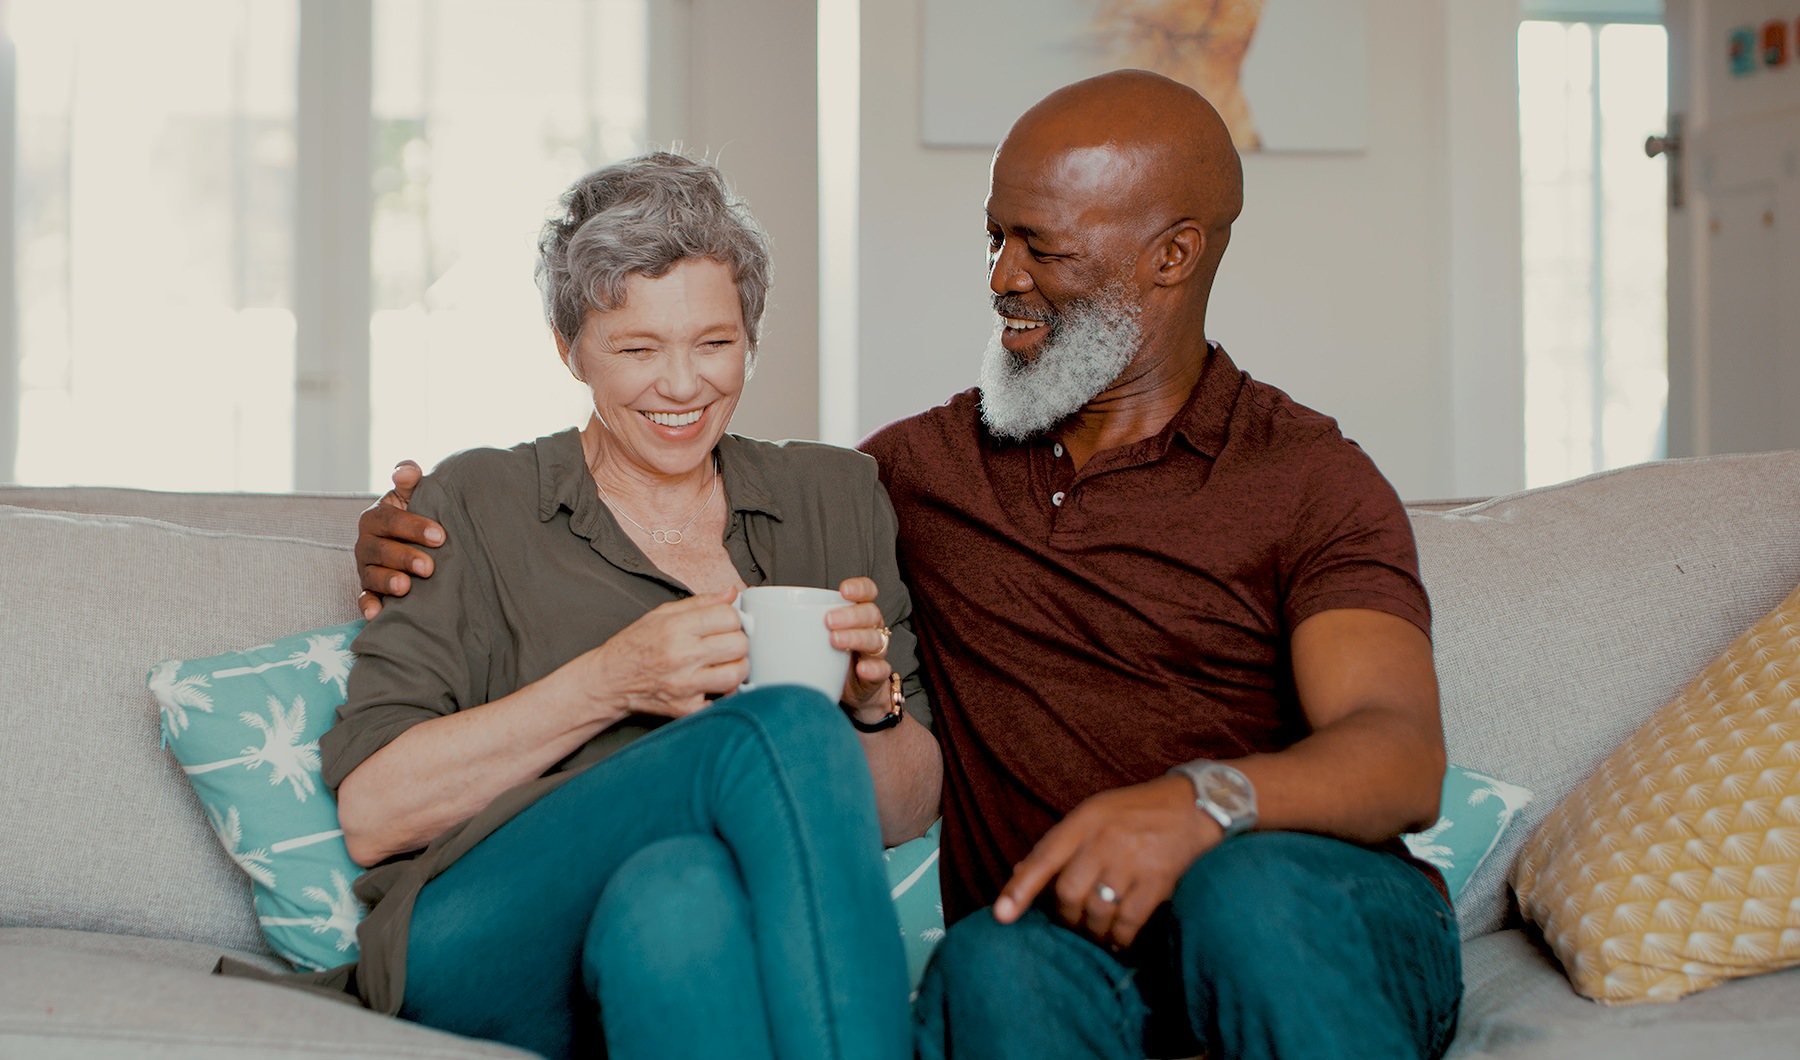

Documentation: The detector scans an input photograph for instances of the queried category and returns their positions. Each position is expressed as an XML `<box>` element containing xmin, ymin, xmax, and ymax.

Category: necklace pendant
<box><xmin>656</xmin><ymin>529</ymin><xmax>682</xmax><ymax>545</ymax></box>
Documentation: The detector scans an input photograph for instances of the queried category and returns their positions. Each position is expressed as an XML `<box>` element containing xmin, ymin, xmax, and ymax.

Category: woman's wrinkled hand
<box><xmin>582</xmin><ymin>591</ymin><xmax>749</xmax><ymax>719</ymax></box>
<box><xmin>827</xmin><ymin>576</ymin><xmax>896</xmax><ymax>721</ymax></box>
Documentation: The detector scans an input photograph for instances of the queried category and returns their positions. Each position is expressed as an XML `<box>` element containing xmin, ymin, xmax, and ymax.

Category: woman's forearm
<box><xmin>859</xmin><ymin>717</ymin><xmax>943</xmax><ymax>846</ymax></box>
<box><xmin>336</xmin><ymin>660</ymin><xmax>628</xmax><ymax>866</ymax></box>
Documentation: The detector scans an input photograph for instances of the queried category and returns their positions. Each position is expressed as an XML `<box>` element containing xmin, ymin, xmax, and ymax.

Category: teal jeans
<box><xmin>915</xmin><ymin>831</ymin><xmax>1463</xmax><ymax>1059</ymax></box>
<box><xmin>398</xmin><ymin>687</ymin><xmax>911</xmax><ymax>1060</ymax></box>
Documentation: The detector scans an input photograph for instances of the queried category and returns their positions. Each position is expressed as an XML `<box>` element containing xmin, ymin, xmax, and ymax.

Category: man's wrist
<box><xmin>1168</xmin><ymin>759</ymin><xmax>1258</xmax><ymax>839</ymax></box>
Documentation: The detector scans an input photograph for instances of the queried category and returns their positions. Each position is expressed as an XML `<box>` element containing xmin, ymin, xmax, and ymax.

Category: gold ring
<box><xmin>875</xmin><ymin>625</ymin><xmax>891</xmax><ymax>658</ymax></box>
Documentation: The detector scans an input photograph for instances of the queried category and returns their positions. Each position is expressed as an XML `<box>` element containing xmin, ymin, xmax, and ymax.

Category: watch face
<box><xmin>1200</xmin><ymin>767</ymin><xmax>1254</xmax><ymax>817</ymax></box>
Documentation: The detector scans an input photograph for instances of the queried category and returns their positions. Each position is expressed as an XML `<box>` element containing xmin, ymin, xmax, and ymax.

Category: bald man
<box><xmin>358</xmin><ymin>71</ymin><xmax>1463</xmax><ymax>1059</ymax></box>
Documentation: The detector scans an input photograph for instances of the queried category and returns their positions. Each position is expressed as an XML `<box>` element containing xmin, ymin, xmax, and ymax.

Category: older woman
<box><xmin>327</xmin><ymin>153</ymin><xmax>940</xmax><ymax>1059</ymax></box>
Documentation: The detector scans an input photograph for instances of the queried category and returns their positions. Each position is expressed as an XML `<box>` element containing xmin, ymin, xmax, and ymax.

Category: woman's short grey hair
<box><xmin>537</xmin><ymin>151</ymin><xmax>774</xmax><ymax>350</ymax></box>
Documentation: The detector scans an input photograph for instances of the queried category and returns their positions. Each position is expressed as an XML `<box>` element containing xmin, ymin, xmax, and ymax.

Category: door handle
<box><xmin>1645</xmin><ymin>114</ymin><xmax>1684</xmax><ymax>209</ymax></box>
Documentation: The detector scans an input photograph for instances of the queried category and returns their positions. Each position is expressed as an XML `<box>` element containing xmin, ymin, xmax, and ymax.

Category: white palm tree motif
<box><xmin>149</xmin><ymin>661</ymin><xmax>214</xmax><ymax>737</ymax></box>
<box><xmin>182</xmin><ymin>695</ymin><xmax>321</xmax><ymax>801</ymax></box>
<box><xmin>302</xmin><ymin>870</ymin><xmax>365</xmax><ymax>954</ymax></box>
<box><xmin>206</xmin><ymin>805</ymin><xmax>277</xmax><ymax>888</ymax></box>
<box><xmin>1463</xmin><ymin>775</ymin><xmax>1533</xmax><ymax>852</ymax></box>
<box><xmin>1403</xmin><ymin>818</ymin><xmax>1455</xmax><ymax>872</ymax></box>
<box><xmin>260</xmin><ymin>870</ymin><xmax>365</xmax><ymax>970</ymax></box>
<box><xmin>214</xmin><ymin>632</ymin><xmax>356</xmax><ymax>694</ymax></box>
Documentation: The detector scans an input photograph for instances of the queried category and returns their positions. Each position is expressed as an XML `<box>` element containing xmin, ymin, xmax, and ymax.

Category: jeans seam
<box><xmin>705</xmin><ymin>697</ymin><xmax>844</xmax><ymax>1060</ymax></box>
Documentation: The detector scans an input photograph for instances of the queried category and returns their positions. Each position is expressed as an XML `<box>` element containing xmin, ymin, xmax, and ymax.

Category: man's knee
<box><xmin>933</xmin><ymin>908</ymin><xmax>1132</xmax><ymax>1001</ymax></box>
<box><xmin>1169</xmin><ymin>832</ymin><xmax>1446</xmax><ymax>967</ymax></box>
<box><xmin>919</xmin><ymin>909</ymin><xmax>1145</xmax><ymax>1060</ymax></box>
<box><xmin>1170</xmin><ymin>833</ymin><xmax>1357</xmax><ymax>954</ymax></box>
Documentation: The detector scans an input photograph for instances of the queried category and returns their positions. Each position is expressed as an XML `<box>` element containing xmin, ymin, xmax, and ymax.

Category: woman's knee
<box><xmin>711</xmin><ymin>684</ymin><xmax>867</xmax><ymax>775</ymax></box>
<box><xmin>582</xmin><ymin>835</ymin><xmax>752</xmax><ymax>995</ymax></box>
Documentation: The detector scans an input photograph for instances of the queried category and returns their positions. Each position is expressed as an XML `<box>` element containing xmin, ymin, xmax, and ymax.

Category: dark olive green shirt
<box><xmin>310</xmin><ymin>427</ymin><xmax>927</xmax><ymax>1013</ymax></box>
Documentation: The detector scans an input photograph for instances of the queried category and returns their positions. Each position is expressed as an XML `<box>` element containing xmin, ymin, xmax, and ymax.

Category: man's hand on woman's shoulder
<box><xmin>357</xmin><ymin>460</ymin><xmax>447</xmax><ymax>619</ymax></box>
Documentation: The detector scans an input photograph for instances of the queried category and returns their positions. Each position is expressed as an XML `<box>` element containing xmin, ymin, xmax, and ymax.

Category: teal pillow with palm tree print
<box><xmin>1403</xmin><ymin>764</ymin><xmax>1534</xmax><ymax>900</ymax></box>
<box><xmin>883</xmin><ymin>818</ymin><xmax>943</xmax><ymax>995</ymax></box>
<box><xmin>149</xmin><ymin>620</ymin><xmax>367</xmax><ymax>972</ymax></box>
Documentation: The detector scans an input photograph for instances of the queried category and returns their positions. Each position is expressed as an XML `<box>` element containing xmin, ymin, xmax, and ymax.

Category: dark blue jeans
<box><xmin>398</xmin><ymin>687</ymin><xmax>911</xmax><ymax>1060</ymax></box>
<box><xmin>914</xmin><ymin>832</ymin><xmax>1462</xmax><ymax>1060</ymax></box>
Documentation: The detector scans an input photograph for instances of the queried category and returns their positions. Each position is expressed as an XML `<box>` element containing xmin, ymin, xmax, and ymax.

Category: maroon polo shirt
<box><xmin>860</xmin><ymin>344</ymin><xmax>1439</xmax><ymax>922</ymax></box>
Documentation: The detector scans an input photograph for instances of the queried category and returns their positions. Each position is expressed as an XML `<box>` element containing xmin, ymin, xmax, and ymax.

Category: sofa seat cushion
<box><xmin>1449</xmin><ymin>928</ymin><xmax>1800</xmax><ymax>1059</ymax></box>
<box><xmin>0</xmin><ymin>927</ymin><xmax>533</xmax><ymax>1059</ymax></box>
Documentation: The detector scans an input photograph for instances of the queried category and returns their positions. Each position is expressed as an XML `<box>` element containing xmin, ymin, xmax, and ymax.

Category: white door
<box><xmin>1665</xmin><ymin>0</ymin><xmax>1800</xmax><ymax>456</ymax></box>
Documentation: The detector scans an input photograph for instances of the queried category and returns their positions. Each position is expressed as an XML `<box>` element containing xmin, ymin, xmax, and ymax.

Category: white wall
<box><xmin>852</xmin><ymin>0</ymin><xmax>1525</xmax><ymax>501</ymax></box>
<box><xmin>671</xmin><ymin>0</ymin><xmax>820</xmax><ymax>445</ymax></box>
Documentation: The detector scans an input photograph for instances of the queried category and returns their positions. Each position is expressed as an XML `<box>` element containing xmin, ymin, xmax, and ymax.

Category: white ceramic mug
<box><xmin>734</xmin><ymin>585</ymin><xmax>851</xmax><ymax>703</ymax></box>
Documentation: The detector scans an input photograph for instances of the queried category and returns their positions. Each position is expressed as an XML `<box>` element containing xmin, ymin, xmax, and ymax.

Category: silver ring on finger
<box><xmin>1095</xmin><ymin>883</ymin><xmax>1119</xmax><ymax>904</ymax></box>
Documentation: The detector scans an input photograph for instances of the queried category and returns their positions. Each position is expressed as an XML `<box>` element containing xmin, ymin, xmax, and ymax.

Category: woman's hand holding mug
<box><xmin>827</xmin><ymin>576</ymin><xmax>899</xmax><ymax>724</ymax></box>
<box><xmin>581</xmin><ymin>592</ymin><xmax>749</xmax><ymax>720</ymax></box>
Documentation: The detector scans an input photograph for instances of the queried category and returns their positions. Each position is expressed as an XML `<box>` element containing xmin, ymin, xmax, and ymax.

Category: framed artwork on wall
<box><xmin>921</xmin><ymin>0</ymin><xmax>1368</xmax><ymax>152</ymax></box>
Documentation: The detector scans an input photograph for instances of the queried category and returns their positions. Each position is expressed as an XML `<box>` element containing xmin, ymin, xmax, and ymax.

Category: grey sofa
<box><xmin>3</xmin><ymin>449</ymin><xmax>1799</xmax><ymax>1058</ymax></box>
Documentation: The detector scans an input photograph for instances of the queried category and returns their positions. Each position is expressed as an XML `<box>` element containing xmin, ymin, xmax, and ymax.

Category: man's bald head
<box><xmin>997</xmin><ymin>69</ymin><xmax>1244</xmax><ymax>252</ymax></box>
<box><xmin>978</xmin><ymin>71</ymin><xmax>1243</xmax><ymax>439</ymax></box>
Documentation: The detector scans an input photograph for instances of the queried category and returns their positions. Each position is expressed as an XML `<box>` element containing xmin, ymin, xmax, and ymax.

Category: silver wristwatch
<box><xmin>1168</xmin><ymin>760</ymin><xmax>1258</xmax><ymax>839</ymax></box>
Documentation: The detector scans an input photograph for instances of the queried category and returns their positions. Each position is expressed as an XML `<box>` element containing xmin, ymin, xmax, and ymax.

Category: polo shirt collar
<box><xmin>1164</xmin><ymin>341</ymin><xmax>1242</xmax><ymax>460</ymax></box>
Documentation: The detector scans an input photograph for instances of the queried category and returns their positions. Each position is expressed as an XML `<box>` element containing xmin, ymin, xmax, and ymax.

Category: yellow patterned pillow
<box><xmin>1514</xmin><ymin>581</ymin><xmax>1800</xmax><ymax>1004</ymax></box>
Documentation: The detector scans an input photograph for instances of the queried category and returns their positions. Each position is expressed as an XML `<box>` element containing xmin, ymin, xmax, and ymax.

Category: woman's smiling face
<box><xmin>561</xmin><ymin>257</ymin><xmax>748</xmax><ymax>480</ymax></box>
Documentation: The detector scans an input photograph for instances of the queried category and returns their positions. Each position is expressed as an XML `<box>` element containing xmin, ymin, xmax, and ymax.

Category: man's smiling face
<box><xmin>983</xmin><ymin>144</ymin><xmax>1148</xmax><ymax>361</ymax></box>
<box><xmin>978</xmin><ymin>143</ymin><xmax>1151</xmax><ymax>440</ymax></box>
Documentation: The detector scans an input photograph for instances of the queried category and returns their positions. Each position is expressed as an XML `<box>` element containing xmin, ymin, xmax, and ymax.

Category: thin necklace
<box><xmin>594</xmin><ymin>458</ymin><xmax>719</xmax><ymax>546</ymax></box>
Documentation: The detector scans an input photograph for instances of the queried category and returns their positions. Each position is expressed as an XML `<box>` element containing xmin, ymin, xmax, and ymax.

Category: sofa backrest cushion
<box><xmin>0</xmin><ymin>504</ymin><xmax>361</xmax><ymax>954</ymax></box>
<box><xmin>1412</xmin><ymin>449</ymin><xmax>1800</xmax><ymax>938</ymax></box>
<box><xmin>0</xmin><ymin>487</ymin><xmax>370</xmax><ymax>550</ymax></box>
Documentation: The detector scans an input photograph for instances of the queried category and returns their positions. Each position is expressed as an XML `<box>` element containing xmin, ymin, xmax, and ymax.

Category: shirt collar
<box><xmin>1163</xmin><ymin>341</ymin><xmax>1243</xmax><ymax>460</ymax></box>
<box><xmin>535</xmin><ymin>427</ymin><xmax>785</xmax><ymax>524</ymax></box>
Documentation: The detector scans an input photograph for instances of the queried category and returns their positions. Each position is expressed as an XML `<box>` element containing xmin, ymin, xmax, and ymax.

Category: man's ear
<box><xmin>1150</xmin><ymin>220</ymin><xmax>1206</xmax><ymax>287</ymax></box>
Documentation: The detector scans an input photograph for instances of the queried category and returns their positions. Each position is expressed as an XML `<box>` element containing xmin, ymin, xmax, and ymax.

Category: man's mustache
<box><xmin>992</xmin><ymin>295</ymin><xmax>1054</xmax><ymax>323</ymax></box>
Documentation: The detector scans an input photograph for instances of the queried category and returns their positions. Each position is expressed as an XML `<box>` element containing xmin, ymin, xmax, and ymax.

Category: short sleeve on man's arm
<box><xmin>1280</xmin><ymin>437</ymin><xmax>1431</xmax><ymax>638</ymax></box>
<box><xmin>321</xmin><ymin>473</ymin><xmax>494</xmax><ymax>789</ymax></box>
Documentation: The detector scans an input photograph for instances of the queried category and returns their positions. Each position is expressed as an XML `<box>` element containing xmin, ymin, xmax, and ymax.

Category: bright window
<box><xmin>368</xmin><ymin>0</ymin><xmax>647</xmax><ymax>491</ymax></box>
<box><xmin>2</xmin><ymin>0</ymin><xmax>647</xmax><ymax>492</ymax></box>
<box><xmin>9</xmin><ymin>0</ymin><xmax>300</xmax><ymax>491</ymax></box>
<box><xmin>1519</xmin><ymin>18</ymin><xmax>1669</xmax><ymax>487</ymax></box>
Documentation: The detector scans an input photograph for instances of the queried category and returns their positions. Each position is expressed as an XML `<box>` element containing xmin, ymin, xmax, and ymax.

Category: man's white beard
<box><xmin>978</xmin><ymin>282</ymin><xmax>1143</xmax><ymax>442</ymax></box>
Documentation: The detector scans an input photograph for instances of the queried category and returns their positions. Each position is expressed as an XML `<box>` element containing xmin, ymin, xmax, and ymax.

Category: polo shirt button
<box><xmin>1053</xmin><ymin>443</ymin><xmax>1064</xmax><ymax>457</ymax></box>
<box><xmin>1051</xmin><ymin>491</ymin><xmax>1065</xmax><ymax>507</ymax></box>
